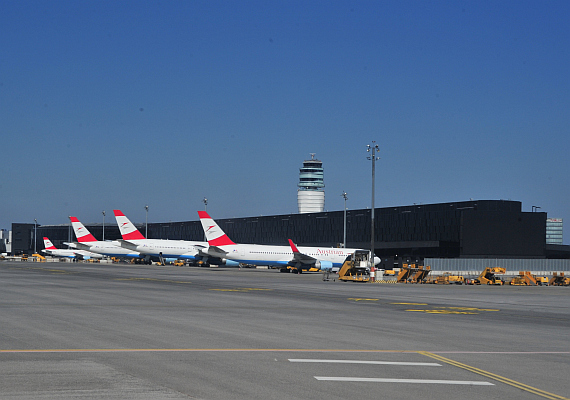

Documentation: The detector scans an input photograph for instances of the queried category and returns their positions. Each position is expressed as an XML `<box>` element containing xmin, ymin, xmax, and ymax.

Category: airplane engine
<box><xmin>315</xmin><ymin>260</ymin><xmax>333</xmax><ymax>271</ymax></box>
<box><xmin>223</xmin><ymin>259</ymin><xmax>240</xmax><ymax>267</ymax></box>
<box><xmin>201</xmin><ymin>257</ymin><xmax>240</xmax><ymax>267</ymax></box>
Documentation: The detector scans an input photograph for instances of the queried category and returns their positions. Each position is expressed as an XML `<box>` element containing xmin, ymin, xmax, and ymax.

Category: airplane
<box><xmin>67</xmin><ymin>217</ymin><xmax>143</xmax><ymax>259</ymax></box>
<box><xmin>198</xmin><ymin>211</ymin><xmax>380</xmax><ymax>273</ymax></box>
<box><xmin>113</xmin><ymin>210</ymin><xmax>239</xmax><ymax>266</ymax></box>
<box><xmin>42</xmin><ymin>237</ymin><xmax>103</xmax><ymax>260</ymax></box>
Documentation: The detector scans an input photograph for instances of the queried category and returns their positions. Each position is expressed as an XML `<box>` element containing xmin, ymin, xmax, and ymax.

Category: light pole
<box><xmin>144</xmin><ymin>205</ymin><xmax>149</xmax><ymax>238</ymax></box>
<box><xmin>34</xmin><ymin>218</ymin><xmax>37</xmax><ymax>254</ymax></box>
<box><xmin>341</xmin><ymin>191</ymin><xmax>348</xmax><ymax>248</ymax></box>
<box><xmin>102</xmin><ymin>211</ymin><xmax>106</xmax><ymax>241</ymax></box>
<box><xmin>202</xmin><ymin>198</ymin><xmax>208</xmax><ymax>241</ymax></box>
<box><xmin>366</xmin><ymin>141</ymin><xmax>380</xmax><ymax>267</ymax></box>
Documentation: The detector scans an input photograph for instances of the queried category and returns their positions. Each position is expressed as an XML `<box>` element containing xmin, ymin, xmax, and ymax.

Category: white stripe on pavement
<box><xmin>288</xmin><ymin>359</ymin><xmax>441</xmax><ymax>366</ymax></box>
<box><xmin>314</xmin><ymin>377</ymin><xmax>494</xmax><ymax>385</ymax></box>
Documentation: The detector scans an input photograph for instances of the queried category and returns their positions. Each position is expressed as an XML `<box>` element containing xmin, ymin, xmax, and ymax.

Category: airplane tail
<box><xmin>69</xmin><ymin>217</ymin><xmax>98</xmax><ymax>242</ymax></box>
<box><xmin>197</xmin><ymin>211</ymin><xmax>235</xmax><ymax>246</ymax></box>
<box><xmin>43</xmin><ymin>237</ymin><xmax>57</xmax><ymax>250</ymax></box>
<box><xmin>113</xmin><ymin>210</ymin><xmax>146</xmax><ymax>240</ymax></box>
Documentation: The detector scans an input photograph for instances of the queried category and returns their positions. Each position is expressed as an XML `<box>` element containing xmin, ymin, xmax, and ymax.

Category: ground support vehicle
<box><xmin>397</xmin><ymin>264</ymin><xmax>431</xmax><ymax>283</ymax></box>
<box><xmin>338</xmin><ymin>250</ymin><xmax>371</xmax><ymax>282</ymax></box>
<box><xmin>410</xmin><ymin>265</ymin><xmax>431</xmax><ymax>283</ymax></box>
<box><xmin>509</xmin><ymin>271</ymin><xmax>545</xmax><ymax>286</ymax></box>
<box><xmin>433</xmin><ymin>273</ymin><xmax>464</xmax><ymax>284</ymax></box>
<box><xmin>474</xmin><ymin>267</ymin><xmax>506</xmax><ymax>285</ymax></box>
<box><xmin>549</xmin><ymin>272</ymin><xmax>570</xmax><ymax>286</ymax></box>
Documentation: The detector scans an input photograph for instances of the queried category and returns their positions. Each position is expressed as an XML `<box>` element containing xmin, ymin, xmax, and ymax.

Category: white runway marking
<box><xmin>288</xmin><ymin>359</ymin><xmax>441</xmax><ymax>366</ymax></box>
<box><xmin>314</xmin><ymin>377</ymin><xmax>494</xmax><ymax>385</ymax></box>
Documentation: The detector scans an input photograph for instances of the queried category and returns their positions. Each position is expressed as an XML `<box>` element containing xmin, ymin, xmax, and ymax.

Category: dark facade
<box><xmin>11</xmin><ymin>200</ymin><xmax>564</xmax><ymax>261</ymax></box>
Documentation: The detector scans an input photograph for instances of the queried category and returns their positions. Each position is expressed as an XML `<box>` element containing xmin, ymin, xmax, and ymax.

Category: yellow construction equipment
<box><xmin>474</xmin><ymin>267</ymin><xmax>506</xmax><ymax>285</ymax></box>
<box><xmin>338</xmin><ymin>250</ymin><xmax>371</xmax><ymax>282</ymax></box>
<box><xmin>548</xmin><ymin>272</ymin><xmax>570</xmax><ymax>286</ymax></box>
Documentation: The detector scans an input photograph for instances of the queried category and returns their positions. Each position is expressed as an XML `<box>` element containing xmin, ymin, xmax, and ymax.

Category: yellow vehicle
<box><xmin>396</xmin><ymin>264</ymin><xmax>430</xmax><ymax>283</ymax></box>
<box><xmin>338</xmin><ymin>250</ymin><xmax>371</xmax><ymax>282</ymax></box>
<box><xmin>410</xmin><ymin>265</ymin><xmax>431</xmax><ymax>283</ymax></box>
<box><xmin>32</xmin><ymin>253</ymin><xmax>46</xmax><ymax>262</ymax></box>
<box><xmin>536</xmin><ymin>276</ymin><xmax>549</xmax><ymax>285</ymax></box>
<box><xmin>509</xmin><ymin>271</ymin><xmax>544</xmax><ymax>286</ymax></box>
<box><xmin>474</xmin><ymin>267</ymin><xmax>505</xmax><ymax>285</ymax></box>
<box><xmin>173</xmin><ymin>260</ymin><xmax>185</xmax><ymax>266</ymax></box>
<box><xmin>549</xmin><ymin>272</ymin><xmax>570</xmax><ymax>286</ymax></box>
<box><xmin>433</xmin><ymin>273</ymin><xmax>464</xmax><ymax>285</ymax></box>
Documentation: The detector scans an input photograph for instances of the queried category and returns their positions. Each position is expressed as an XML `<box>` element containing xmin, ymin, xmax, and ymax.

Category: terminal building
<box><xmin>11</xmin><ymin>200</ymin><xmax>570</xmax><ymax>270</ymax></box>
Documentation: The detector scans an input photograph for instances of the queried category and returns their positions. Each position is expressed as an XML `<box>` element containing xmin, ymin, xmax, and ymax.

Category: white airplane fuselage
<box><xmin>72</xmin><ymin>240</ymin><xmax>141</xmax><ymax>258</ymax></box>
<box><xmin>42</xmin><ymin>248</ymin><xmax>103</xmax><ymax>259</ymax></box>
<box><xmin>204</xmin><ymin>243</ymin><xmax>378</xmax><ymax>269</ymax></box>
<box><xmin>119</xmin><ymin>239</ymin><xmax>204</xmax><ymax>260</ymax></box>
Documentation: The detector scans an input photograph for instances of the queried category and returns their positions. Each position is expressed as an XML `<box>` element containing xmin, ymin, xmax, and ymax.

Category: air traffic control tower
<box><xmin>297</xmin><ymin>153</ymin><xmax>325</xmax><ymax>213</ymax></box>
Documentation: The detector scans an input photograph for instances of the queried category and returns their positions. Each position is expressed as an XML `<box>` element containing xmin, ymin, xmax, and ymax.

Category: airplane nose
<box><xmin>374</xmin><ymin>256</ymin><xmax>381</xmax><ymax>265</ymax></box>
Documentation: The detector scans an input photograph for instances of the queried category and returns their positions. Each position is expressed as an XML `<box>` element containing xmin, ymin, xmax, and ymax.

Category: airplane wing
<box><xmin>66</xmin><ymin>242</ymin><xmax>90</xmax><ymax>250</ymax></box>
<box><xmin>204</xmin><ymin>245</ymin><xmax>228</xmax><ymax>257</ymax></box>
<box><xmin>288</xmin><ymin>239</ymin><xmax>317</xmax><ymax>264</ymax></box>
<box><xmin>117</xmin><ymin>239</ymin><xmax>139</xmax><ymax>251</ymax></box>
<box><xmin>193</xmin><ymin>244</ymin><xmax>211</xmax><ymax>257</ymax></box>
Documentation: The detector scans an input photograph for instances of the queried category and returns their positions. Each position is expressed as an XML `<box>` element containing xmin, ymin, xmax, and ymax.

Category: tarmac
<box><xmin>0</xmin><ymin>260</ymin><xmax>568</xmax><ymax>399</ymax></box>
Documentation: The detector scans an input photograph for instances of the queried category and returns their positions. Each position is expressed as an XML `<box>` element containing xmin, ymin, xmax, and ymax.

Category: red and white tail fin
<box><xmin>43</xmin><ymin>237</ymin><xmax>57</xmax><ymax>250</ymax></box>
<box><xmin>113</xmin><ymin>210</ymin><xmax>146</xmax><ymax>240</ymax></box>
<box><xmin>288</xmin><ymin>239</ymin><xmax>300</xmax><ymax>253</ymax></box>
<box><xmin>198</xmin><ymin>211</ymin><xmax>235</xmax><ymax>246</ymax></box>
<box><xmin>69</xmin><ymin>217</ymin><xmax>98</xmax><ymax>242</ymax></box>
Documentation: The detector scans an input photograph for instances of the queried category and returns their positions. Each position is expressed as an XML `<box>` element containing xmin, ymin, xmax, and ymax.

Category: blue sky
<box><xmin>1</xmin><ymin>1</ymin><xmax>569</xmax><ymax>243</ymax></box>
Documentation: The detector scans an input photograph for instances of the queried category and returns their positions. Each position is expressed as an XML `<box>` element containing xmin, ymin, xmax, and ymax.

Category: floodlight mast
<box><xmin>144</xmin><ymin>205</ymin><xmax>149</xmax><ymax>238</ymax></box>
<box><xmin>341</xmin><ymin>191</ymin><xmax>348</xmax><ymax>248</ymax></box>
<box><xmin>366</xmin><ymin>141</ymin><xmax>380</xmax><ymax>266</ymax></box>
<box><xmin>102</xmin><ymin>211</ymin><xmax>106</xmax><ymax>241</ymax></box>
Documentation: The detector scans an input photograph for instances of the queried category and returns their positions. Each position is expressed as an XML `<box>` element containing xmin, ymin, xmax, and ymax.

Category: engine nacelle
<box><xmin>202</xmin><ymin>257</ymin><xmax>240</xmax><ymax>267</ymax></box>
<box><xmin>314</xmin><ymin>260</ymin><xmax>333</xmax><ymax>271</ymax></box>
<box><xmin>223</xmin><ymin>259</ymin><xmax>240</xmax><ymax>267</ymax></box>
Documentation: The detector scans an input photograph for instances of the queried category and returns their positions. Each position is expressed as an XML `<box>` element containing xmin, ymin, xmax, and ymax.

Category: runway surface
<box><xmin>0</xmin><ymin>261</ymin><xmax>568</xmax><ymax>399</ymax></box>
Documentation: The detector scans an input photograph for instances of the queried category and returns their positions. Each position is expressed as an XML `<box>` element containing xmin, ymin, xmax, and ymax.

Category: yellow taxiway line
<box><xmin>419</xmin><ymin>351</ymin><xmax>569</xmax><ymax>400</ymax></box>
